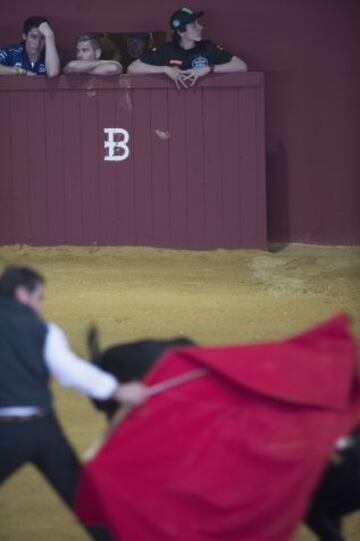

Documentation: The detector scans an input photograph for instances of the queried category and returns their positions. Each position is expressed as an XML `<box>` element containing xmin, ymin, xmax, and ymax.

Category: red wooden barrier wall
<box><xmin>0</xmin><ymin>73</ymin><xmax>266</xmax><ymax>249</ymax></box>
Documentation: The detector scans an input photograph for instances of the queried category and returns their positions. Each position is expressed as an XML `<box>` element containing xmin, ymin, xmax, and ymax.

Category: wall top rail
<box><xmin>0</xmin><ymin>72</ymin><xmax>263</xmax><ymax>92</ymax></box>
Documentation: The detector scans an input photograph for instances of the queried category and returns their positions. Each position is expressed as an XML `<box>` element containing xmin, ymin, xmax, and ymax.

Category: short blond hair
<box><xmin>76</xmin><ymin>33</ymin><xmax>102</xmax><ymax>51</ymax></box>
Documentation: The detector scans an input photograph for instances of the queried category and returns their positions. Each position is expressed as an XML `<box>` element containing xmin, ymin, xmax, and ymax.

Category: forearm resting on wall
<box><xmin>64</xmin><ymin>60</ymin><xmax>122</xmax><ymax>75</ymax></box>
<box><xmin>91</xmin><ymin>61</ymin><xmax>122</xmax><ymax>75</ymax></box>
<box><xmin>214</xmin><ymin>56</ymin><xmax>248</xmax><ymax>73</ymax></box>
<box><xmin>127</xmin><ymin>59</ymin><xmax>166</xmax><ymax>75</ymax></box>
<box><xmin>0</xmin><ymin>65</ymin><xmax>18</xmax><ymax>75</ymax></box>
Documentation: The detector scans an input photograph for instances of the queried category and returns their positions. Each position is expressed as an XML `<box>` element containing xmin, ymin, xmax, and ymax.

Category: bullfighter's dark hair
<box><xmin>23</xmin><ymin>16</ymin><xmax>49</xmax><ymax>36</ymax></box>
<box><xmin>0</xmin><ymin>265</ymin><xmax>45</xmax><ymax>298</ymax></box>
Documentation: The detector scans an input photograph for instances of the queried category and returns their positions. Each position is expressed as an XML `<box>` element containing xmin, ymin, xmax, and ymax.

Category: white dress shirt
<box><xmin>0</xmin><ymin>322</ymin><xmax>118</xmax><ymax>417</ymax></box>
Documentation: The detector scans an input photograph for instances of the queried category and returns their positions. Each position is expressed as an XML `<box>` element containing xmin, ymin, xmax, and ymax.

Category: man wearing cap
<box><xmin>128</xmin><ymin>7</ymin><xmax>247</xmax><ymax>88</ymax></box>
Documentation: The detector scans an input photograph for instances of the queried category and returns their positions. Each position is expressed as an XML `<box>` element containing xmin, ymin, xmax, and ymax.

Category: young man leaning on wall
<box><xmin>128</xmin><ymin>7</ymin><xmax>247</xmax><ymax>88</ymax></box>
<box><xmin>0</xmin><ymin>16</ymin><xmax>61</xmax><ymax>78</ymax></box>
<box><xmin>64</xmin><ymin>33</ymin><xmax>122</xmax><ymax>76</ymax></box>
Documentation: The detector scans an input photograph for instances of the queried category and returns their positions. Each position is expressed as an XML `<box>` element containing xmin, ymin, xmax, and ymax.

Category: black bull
<box><xmin>87</xmin><ymin>327</ymin><xmax>360</xmax><ymax>541</ymax></box>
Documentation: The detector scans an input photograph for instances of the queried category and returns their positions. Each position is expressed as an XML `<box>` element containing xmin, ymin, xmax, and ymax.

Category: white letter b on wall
<box><xmin>104</xmin><ymin>128</ymin><xmax>130</xmax><ymax>161</ymax></box>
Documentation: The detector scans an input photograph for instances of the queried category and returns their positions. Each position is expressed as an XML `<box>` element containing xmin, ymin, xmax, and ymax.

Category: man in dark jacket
<box><xmin>128</xmin><ymin>7</ymin><xmax>247</xmax><ymax>88</ymax></box>
<box><xmin>0</xmin><ymin>265</ymin><xmax>147</xmax><ymax>539</ymax></box>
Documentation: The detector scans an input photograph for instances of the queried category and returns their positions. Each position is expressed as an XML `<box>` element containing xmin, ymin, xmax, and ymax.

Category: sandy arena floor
<box><xmin>0</xmin><ymin>244</ymin><xmax>359</xmax><ymax>541</ymax></box>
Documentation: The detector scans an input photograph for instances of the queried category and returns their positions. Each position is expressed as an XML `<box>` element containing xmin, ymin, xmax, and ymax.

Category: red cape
<box><xmin>76</xmin><ymin>314</ymin><xmax>360</xmax><ymax>541</ymax></box>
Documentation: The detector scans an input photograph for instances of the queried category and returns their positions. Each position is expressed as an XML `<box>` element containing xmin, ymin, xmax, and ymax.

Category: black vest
<box><xmin>0</xmin><ymin>298</ymin><xmax>51</xmax><ymax>409</ymax></box>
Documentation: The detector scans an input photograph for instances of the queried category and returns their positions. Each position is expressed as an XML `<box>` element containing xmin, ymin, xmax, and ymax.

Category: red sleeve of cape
<box><xmin>75</xmin><ymin>313</ymin><xmax>360</xmax><ymax>541</ymax></box>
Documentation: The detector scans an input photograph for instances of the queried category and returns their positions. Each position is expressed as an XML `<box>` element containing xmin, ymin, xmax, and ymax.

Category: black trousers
<box><xmin>0</xmin><ymin>412</ymin><xmax>113</xmax><ymax>540</ymax></box>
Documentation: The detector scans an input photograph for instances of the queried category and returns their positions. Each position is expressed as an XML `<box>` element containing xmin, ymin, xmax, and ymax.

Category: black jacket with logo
<box><xmin>140</xmin><ymin>40</ymin><xmax>233</xmax><ymax>70</ymax></box>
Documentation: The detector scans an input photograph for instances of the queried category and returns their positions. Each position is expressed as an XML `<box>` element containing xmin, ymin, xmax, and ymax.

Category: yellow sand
<box><xmin>0</xmin><ymin>244</ymin><xmax>359</xmax><ymax>541</ymax></box>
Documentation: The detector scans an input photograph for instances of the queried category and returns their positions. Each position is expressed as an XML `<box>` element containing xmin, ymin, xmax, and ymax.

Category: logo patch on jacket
<box><xmin>192</xmin><ymin>56</ymin><xmax>208</xmax><ymax>69</ymax></box>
